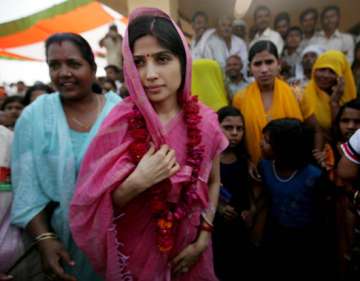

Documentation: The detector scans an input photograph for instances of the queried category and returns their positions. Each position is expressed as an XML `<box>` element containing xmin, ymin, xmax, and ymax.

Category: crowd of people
<box><xmin>0</xmin><ymin>3</ymin><xmax>360</xmax><ymax>281</ymax></box>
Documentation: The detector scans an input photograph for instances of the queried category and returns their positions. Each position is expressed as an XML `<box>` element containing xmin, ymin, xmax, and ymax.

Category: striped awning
<box><xmin>0</xmin><ymin>0</ymin><xmax>127</xmax><ymax>61</ymax></box>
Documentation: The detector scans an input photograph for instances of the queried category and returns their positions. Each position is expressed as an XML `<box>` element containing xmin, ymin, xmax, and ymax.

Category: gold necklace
<box><xmin>71</xmin><ymin>95</ymin><xmax>101</xmax><ymax>130</ymax></box>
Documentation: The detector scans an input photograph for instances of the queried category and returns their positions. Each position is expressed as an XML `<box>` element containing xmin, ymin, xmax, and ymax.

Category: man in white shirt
<box><xmin>274</xmin><ymin>12</ymin><xmax>291</xmax><ymax>41</ymax></box>
<box><xmin>232</xmin><ymin>19</ymin><xmax>247</xmax><ymax>42</ymax></box>
<box><xmin>190</xmin><ymin>11</ymin><xmax>214</xmax><ymax>60</ymax></box>
<box><xmin>309</xmin><ymin>5</ymin><xmax>354</xmax><ymax>63</ymax></box>
<box><xmin>298</xmin><ymin>8</ymin><xmax>319</xmax><ymax>51</ymax></box>
<box><xmin>250</xmin><ymin>6</ymin><xmax>284</xmax><ymax>55</ymax></box>
<box><xmin>290</xmin><ymin>45</ymin><xmax>325</xmax><ymax>87</ymax></box>
<box><xmin>203</xmin><ymin>15</ymin><xmax>247</xmax><ymax>71</ymax></box>
<box><xmin>281</xmin><ymin>27</ymin><xmax>303</xmax><ymax>80</ymax></box>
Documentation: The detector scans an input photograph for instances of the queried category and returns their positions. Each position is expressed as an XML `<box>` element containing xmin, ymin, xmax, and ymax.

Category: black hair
<box><xmin>192</xmin><ymin>11</ymin><xmax>208</xmax><ymax>23</ymax></box>
<box><xmin>105</xmin><ymin>64</ymin><xmax>121</xmax><ymax>73</ymax></box>
<box><xmin>286</xmin><ymin>26</ymin><xmax>303</xmax><ymax>39</ymax></box>
<box><xmin>274</xmin><ymin>12</ymin><xmax>290</xmax><ymax>27</ymax></box>
<box><xmin>1</xmin><ymin>95</ymin><xmax>25</xmax><ymax>111</ymax></box>
<box><xmin>91</xmin><ymin>82</ymin><xmax>102</xmax><ymax>94</ymax></box>
<box><xmin>299</xmin><ymin>8</ymin><xmax>318</xmax><ymax>22</ymax></box>
<box><xmin>226</xmin><ymin>54</ymin><xmax>243</xmax><ymax>63</ymax></box>
<box><xmin>321</xmin><ymin>5</ymin><xmax>340</xmax><ymax>20</ymax></box>
<box><xmin>333</xmin><ymin>98</ymin><xmax>360</xmax><ymax>142</ymax></box>
<box><xmin>254</xmin><ymin>5</ymin><xmax>271</xmax><ymax>20</ymax></box>
<box><xmin>218</xmin><ymin>106</ymin><xmax>243</xmax><ymax>124</ymax></box>
<box><xmin>217</xmin><ymin>106</ymin><xmax>249</xmax><ymax>161</ymax></box>
<box><xmin>248</xmin><ymin>40</ymin><xmax>278</xmax><ymax>63</ymax></box>
<box><xmin>217</xmin><ymin>15</ymin><xmax>234</xmax><ymax>25</ymax></box>
<box><xmin>45</xmin><ymin>32</ymin><xmax>97</xmax><ymax>71</ymax></box>
<box><xmin>262</xmin><ymin>118</ymin><xmax>314</xmax><ymax>169</ymax></box>
<box><xmin>109</xmin><ymin>24</ymin><xmax>118</xmax><ymax>31</ymax></box>
<box><xmin>23</xmin><ymin>83</ymin><xmax>52</xmax><ymax>105</ymax></box>
<box><xmin>128</xmin><ymin>15</ymin><xmax>186</xmax><ymax>92</ymax></box>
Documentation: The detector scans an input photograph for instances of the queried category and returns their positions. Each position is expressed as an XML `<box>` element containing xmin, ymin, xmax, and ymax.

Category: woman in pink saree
<box><xmin>69</xmin><ymin>7</ymin><xmax>228</xmax><ymax>281</ymax></box>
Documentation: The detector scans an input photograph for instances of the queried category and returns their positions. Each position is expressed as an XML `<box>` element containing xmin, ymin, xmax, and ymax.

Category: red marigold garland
<box><xmin>127</xmin><ymin>96</ymin><xmax>204</xmax><ymax>252</ymax></box>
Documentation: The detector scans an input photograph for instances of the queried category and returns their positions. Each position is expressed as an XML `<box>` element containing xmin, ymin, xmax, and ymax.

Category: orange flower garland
<box><xmin>127</xmin><ymin>96</ymin><xmax>204</xmax><ymax>252</ymax></box>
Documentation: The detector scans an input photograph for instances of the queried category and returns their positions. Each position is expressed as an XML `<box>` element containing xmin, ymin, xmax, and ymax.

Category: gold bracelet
<box><xmin>36</xmin><ymin>236</ymin><xmax>57</xmax><ymax>243</ymax></box>
<box><xmin>35</xmin><ymin>232</ymin><xmax>57</xmax><ymax>242</ymax></box>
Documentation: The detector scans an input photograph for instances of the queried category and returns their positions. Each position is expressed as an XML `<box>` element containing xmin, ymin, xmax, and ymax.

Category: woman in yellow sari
<box><xmin>192</xmin><ymin>59</ymin><xmax>229</xmax><ymax>112</ymax></box>
<box><xmin>303</xmin><ymin>50</ymin><xmax>356</xmax><ymax>131</ymax></box>
<box><xmin>233</xmin><ymin>40</ymin><xmax>315</xmax><ymax>170</ymax></box>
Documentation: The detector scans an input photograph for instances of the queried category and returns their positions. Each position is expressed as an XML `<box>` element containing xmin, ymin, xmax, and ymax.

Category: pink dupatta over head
<box><xmin>69</xmin><ymin>7</ymin><xmax>227</xmax><ymax>281</ymax></box>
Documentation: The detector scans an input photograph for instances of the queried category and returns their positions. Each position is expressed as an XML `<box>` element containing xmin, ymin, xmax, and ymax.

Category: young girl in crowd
<box><xmin>212</xmin><ymin>106</ymin><xmax>253</xmax><ymax>280</ymax></box>
<box><xmin>338</xmin><ymin>128</ymin><xmax>360</xmax><ymax>281</ymax></box>
<box><xmin>323</xmin><ymin>99</ymin><xmax>360</xmax><ymax>176</ymax></box>
<box><xmin>259</xmin><ymin>118</ymin><xmax>330</xmax><ymax>280</ymax></box>
<box><xmin>325</xmin><ymin>99</ymin><xmax>360</xmax><ymax>278</ymax></box>
<box><xmin>70</xmin><ymin>7</ymin><xmax>227</xmax><ymax>281</ymax></box>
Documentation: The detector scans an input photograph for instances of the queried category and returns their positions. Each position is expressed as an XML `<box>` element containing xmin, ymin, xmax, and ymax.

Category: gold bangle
<box><xmin>35</xmin><ymin>232</ymin><xmax>57</xmax><ymax>242</ymax></box>
<box><xmin>36</xmin><ymin>236</ymin><xmax>57</xmax><ymax>243</ymax></box>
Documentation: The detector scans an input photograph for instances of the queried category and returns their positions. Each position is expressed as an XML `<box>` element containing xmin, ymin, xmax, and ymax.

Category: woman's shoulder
<box><xmin>98</xmin><ymin>97</ymin><xmax>134</xmax><ymax>129</ymax></box>
<box><xmin>232</xmin><ymin>82</ymin><xmax>255</xmax><ymax>105</ymax></box>
<box><xmin>276</xmin><ymin>78</ymin><xmax>297</xmax><ymax>94</ymax></box>
<box><xmin>18</xmin><ymin>93</ymin><xmax>59</xmax><ymax>120</ymax></box>
<box><xmin>197</xmin><ymin>101</ymin><xmax>219</xmax><ymax>125</ymax></box>
<box><xmin>104</xmin><ymin>91</ymin><xmax>122</xmax><ymax>104</ymax></box>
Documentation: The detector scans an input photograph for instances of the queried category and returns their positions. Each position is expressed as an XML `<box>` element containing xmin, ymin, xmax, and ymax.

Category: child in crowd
<box><xmin>212</xmin><ymin>106</ymin><xmax>254</xmax><ymax>280</ymax></box>
<box><xmin>0</xmin><ymin>96</ymin><xmax>24</xmax><ymax>130</ymax></box>
<box><xmin>328</xmin><ymin>99</ymin><xmax>360</xmax><ymax>278</ymax></box>
<box><xmin>258</xmin><ymin>118</ymin><xmax>330</xmax><ymax>280</ymax></box>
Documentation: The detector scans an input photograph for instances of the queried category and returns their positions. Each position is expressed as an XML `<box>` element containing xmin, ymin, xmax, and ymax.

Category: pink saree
<box><xmin>69</xmin><ymin>7</ymin><xmax>227</xmax><ymax>281</ymax></box>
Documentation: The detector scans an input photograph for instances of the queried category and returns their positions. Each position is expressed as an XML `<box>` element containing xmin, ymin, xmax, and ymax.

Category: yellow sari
<box><xmin>303</xmin><ymin>50</ymin><xmax>356</xmax><ymax>129</ymax></box>
<box><xmin>192</xmin><ymin>59</ymin><xmax>229</xmax><ymax>111</ymax></box>
<box><xmin>233</xmin><ymin>78</ymin><xmax>305</xmax><ymax>164</ymax></box>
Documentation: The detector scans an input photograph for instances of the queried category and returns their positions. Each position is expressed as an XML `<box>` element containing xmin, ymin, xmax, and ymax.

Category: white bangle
<box><xmin>201</xmin><ymin>213</ymin><xmax>214</xmax><ymax>227</ymax></box>
<box><xmin>204</xmin><ymin>205</ymin><xmax>216</xmax><ymax>216</ymax></box>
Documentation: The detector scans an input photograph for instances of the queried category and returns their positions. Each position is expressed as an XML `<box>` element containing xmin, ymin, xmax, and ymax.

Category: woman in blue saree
<box><xmin>10</xmin><ymin>33</ymin><xmax>120</xmax><ymax>281</ymax></box>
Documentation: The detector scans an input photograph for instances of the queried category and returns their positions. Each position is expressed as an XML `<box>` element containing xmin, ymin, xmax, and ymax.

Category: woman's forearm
<box><xmin>195</xmin><ymin>156</ymin><xmax>221</xmax><ymax>248</ymax></box>
<box><xmin>112</xmin><ymin>170</ymin><xmax>148</xmax><ymax>209</ymax></box>
<box><xmin>305</xmin><ymin>115</ymin><xmax>324</xmax><ymax>150</ymax></box>
<box><xmin>205</xmin><ymin>156</ymin><xmax>221</xmax><ymax>222</ymax></box>
<box><xmin>330</xmin><ymin>101</ymin><xmax>340</xmax><ymax>124</ymax></box>
<box><xmin>26</xmin><ymin>211</ymin><xmax>51</xmax><ymax>237</ymax></box>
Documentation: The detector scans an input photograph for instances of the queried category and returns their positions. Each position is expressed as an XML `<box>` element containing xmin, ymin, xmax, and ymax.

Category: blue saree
<box><xmin>11</xmin><ymin>92</ymin><xmax>120</xmax><ymax>280</ymax></box>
